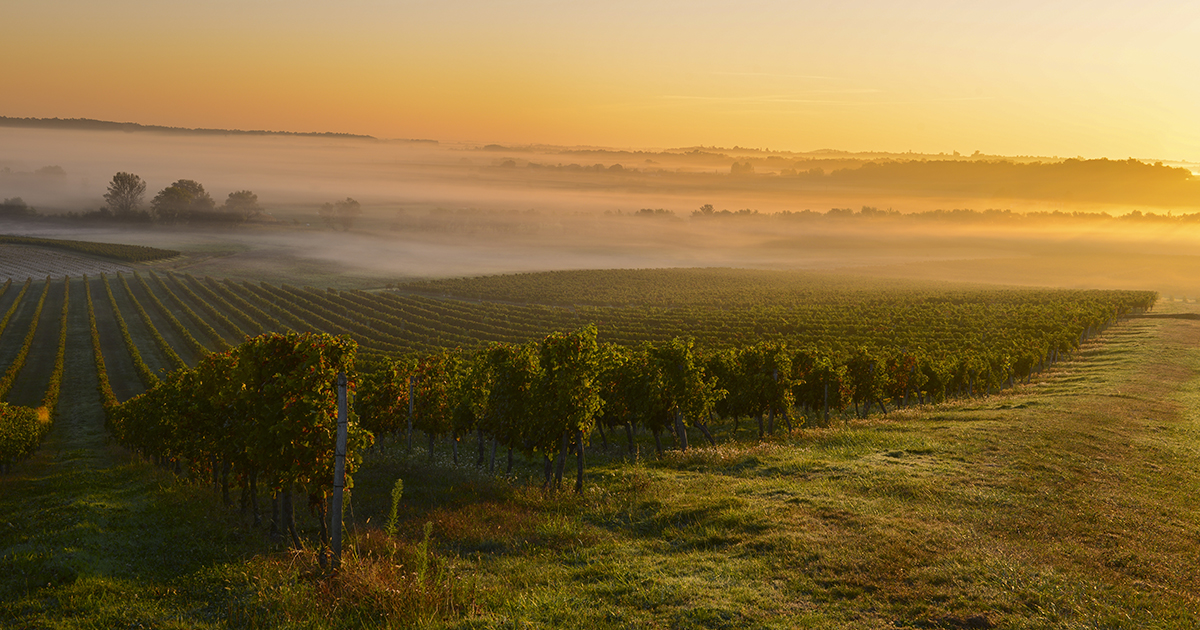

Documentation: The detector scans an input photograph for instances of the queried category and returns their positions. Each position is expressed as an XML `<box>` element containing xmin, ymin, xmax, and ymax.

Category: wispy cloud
<box><xmin>707</xmin><ymin>71</ymin><xmax>850</xmax><ymax>81</ymax></box>
<box><xmin>659</xmin><ymin>93</ymin><xmax>993</xmax><ymax>106</ymax></box>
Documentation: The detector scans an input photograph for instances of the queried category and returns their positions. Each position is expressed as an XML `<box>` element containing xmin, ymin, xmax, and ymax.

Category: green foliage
<box><xmin>233</xmin><ymin>332</ymin><xmax>370</xmax><ymax>489</ymax></box>
<box><xmin>0</xmin><ymin>403</ymin><xmax>45</xmax><ymax>468</ymax></box>
<box><xmin>410</xmin><ymin>351</ymin><xmax>462</xmax><ymax>441</ymax></box>
<box><xmin>108</xmin><ymin>332</ymin><xmax>373</xmax><ymax>494</ymax></box>
<box><xmin>385</xmin><ymin>478</ymin><xmax>404</xmax><ymax>536</ymax></box>
<box><xmin>480</xmin><ymin>341</ymin><xmax>541</xmax><ymax>452</ymax></box>
<box><xmin>355</xmin><ymin>356</ymin><xmax>413</xmax><ymax>437</ymax></box>
<box><xmin>537</xmin><ymin>325</ymin><xmax>602</xmax><ymax>452</ymax></box>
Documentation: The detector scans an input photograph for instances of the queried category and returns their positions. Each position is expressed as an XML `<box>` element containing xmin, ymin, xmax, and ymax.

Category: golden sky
<box><xmin>4</xmin><ymin>0</ymin><xmax>1198</xmax><ymax>159</ymax></box>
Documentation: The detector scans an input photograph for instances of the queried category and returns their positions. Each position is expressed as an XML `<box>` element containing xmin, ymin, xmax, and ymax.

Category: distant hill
<box><xmin>0</xmin><ymin>116</ymin><xmax>377</xmax><ymax>140</ymax></box>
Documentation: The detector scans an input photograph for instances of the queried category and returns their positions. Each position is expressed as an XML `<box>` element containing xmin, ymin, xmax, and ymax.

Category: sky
<box><xmin>3</xmin><ymin>0</ymin><xmax>1199</xmax><ymax>159</ymax></box>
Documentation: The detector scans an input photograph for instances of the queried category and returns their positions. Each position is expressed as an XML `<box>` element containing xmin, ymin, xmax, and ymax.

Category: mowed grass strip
<box><xmin>0</xmin><ymin>387</ymin><xmax>265</xmax><ymax>629</ymax></box>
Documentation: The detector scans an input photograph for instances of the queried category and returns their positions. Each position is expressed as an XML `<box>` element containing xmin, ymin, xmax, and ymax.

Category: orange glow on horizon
<box><xmin>2</xmin><ymin>1</ymin><xmax>1198</xmax><ymax>159</ymax></box>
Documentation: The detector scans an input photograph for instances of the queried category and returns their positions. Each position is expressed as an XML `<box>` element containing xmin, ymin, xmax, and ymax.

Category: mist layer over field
<box><xmin>4</xmin><ymin>126</ymin><xmax>1200</xmax><ymax>297</ymax></box>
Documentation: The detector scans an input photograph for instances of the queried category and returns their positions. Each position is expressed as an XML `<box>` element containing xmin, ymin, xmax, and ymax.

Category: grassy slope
<box><xmin>0</xmin><ymin>309</ymin><xmax>1197</xmax><ymax>628</ymax></box>
<box><xmin>0</xmin><ymin>342</ymin><xmax>260</xmax><ymax>630</ymax></box>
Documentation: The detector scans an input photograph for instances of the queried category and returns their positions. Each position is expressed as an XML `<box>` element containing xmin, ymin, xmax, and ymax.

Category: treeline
<box><xmin>81</xmin><ymin>172</ymin><xmax>264</xmax><ymax>225</ymax></box>
<box><xmin>693</xmin><ymin>205</ymin><xmax>1200</xmax><ymax>223</ymax></box>
<box><xmin>0</xmin><ymin>116</ymin><xmax>374</xmax><ymax>140</ymax></box>
<box><xmin>497</xmin><ymin>154</ymin><xmax>1200</xmax><ymax>208</ymax></box>
<box><xmin>788</xmin><ymin>158</ymin><xmax>1200</xmax><ymax>207</ymax></box>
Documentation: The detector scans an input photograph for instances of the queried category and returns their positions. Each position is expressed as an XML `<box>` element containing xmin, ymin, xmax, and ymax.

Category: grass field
<box><xmin>1</xmin><ymin>300</ymin><xmax>1198</xmax><ymax>628</ymax></box>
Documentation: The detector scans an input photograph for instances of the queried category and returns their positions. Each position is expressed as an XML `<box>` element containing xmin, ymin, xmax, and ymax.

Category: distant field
<box><xmin>0</xmin><ymin>235</ymin><xmax>179</xmax><ymax>263</ymax></box>
<box><xmin>0</xmin><ymin>245</ymin><xmax>133</xmax><ymax>280</ymax></box>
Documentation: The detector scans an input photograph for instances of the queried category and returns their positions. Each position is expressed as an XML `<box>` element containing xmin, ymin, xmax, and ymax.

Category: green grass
<box><xmin>4</xmin><ymin>312</ymin><xmax>1200</xmax><ymax>628</ymax></box>
<box><xmin>351</xmin><ymin>312</ymin><xmax>1200</xmax><ymax>628</ymax></box>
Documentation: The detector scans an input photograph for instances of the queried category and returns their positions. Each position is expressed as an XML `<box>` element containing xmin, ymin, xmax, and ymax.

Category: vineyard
<box><xmin>3</xmin><ymin>261</ymin><xmax>1195</xmax><ymax>628</ymax></box>
<box><xmin>0</xmin><ymin>267</ymin><xmax>1155</xmax><ymax>482</ymax></box>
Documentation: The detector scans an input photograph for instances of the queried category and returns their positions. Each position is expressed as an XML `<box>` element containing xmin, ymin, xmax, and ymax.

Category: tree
<box><xmin>151</xmin><ymin>179</ymin><xmax>215</xmax><ymax>223</ymax></box>
<box><xmin>104</xmin><ymin>172</ymin><xmax>147</xmax><ymax>219</ymax></box>
<box><xmin>319</xmin><ymin>198</ymin><xmax>362</xmax><ymax>230</ymax></box>
<box><xmin>223</xmin><ymin>190</ymin><xmax>262</xmax><ymax>221</ymax></box>
<box><xmin>0</xmin><ymin>198</ymin><xmax>35</xmax><ymax>217</ymax></box>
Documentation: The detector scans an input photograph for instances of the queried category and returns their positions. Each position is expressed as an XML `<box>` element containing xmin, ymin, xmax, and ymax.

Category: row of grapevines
<box><xmin>39</xmin><ymin>277</ymin><xmax>70</xmax><ymax>415</ymax></box>
<box><xmin>150</xmin><ymin>272</ymin><xmax>231</xmax><ymax>350</ymax></box>
<box><xmin>0</xmin><ymin>278</ymin><xmax>61</xmax><ymax>470</ymax></box>
<box><xmin>191</xmin><ymin>276</ymin><xmax>274</xmax><ymax>333</ymax></box>
<box><xmin>164</xmin><ymin>273</ymin><xmax>247</xmax><ymax>340</ymax></box>
<box><xmin>101</xmin><ymin>274</ymin><xmax>159</xmax><ymax>388</ymax></box>
<box><xmin>117</xmin><ymin>273</ymin><xmax>187</xmax><ymax>371</ymax></box>
<box><xmin>171</xmin><ymin>272</ymin><xmax>1145</xmax><ymax>379</ymax></box>
<box><xmin>0</xmin><ymin>278</ymin><xmax>32</xmax><ymax>339</ymax></box>
<box><xmin>0</xmin><ymin>277</ymin><xmax>51</xmax><ymax>399</ymax></box>
<box><xmin>229</xmin><ymin>280</ymin><xmax>308</xmax><ymax>332</ymax></box>
<box><xmin>131</xmin><ymin>271</ymin><xmax>213</xmax><ymax>357</ymax></box>
<box><xmin>85</xmin><ymin>276</ymin><xmax>119</xmax><ymax>410</ymax></box>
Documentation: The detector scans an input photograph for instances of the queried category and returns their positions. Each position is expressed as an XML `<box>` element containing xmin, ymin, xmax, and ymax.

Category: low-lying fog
<box><xmin>3</xmin><ymin>126</ymin><xmax>1200</xmax><ymax>297</ymax></box>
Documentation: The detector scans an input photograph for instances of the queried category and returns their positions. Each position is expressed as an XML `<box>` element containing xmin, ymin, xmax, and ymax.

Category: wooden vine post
<box><xmin>331</xmin><ymin>371</ymin><xmax>349</xmax><ymax>570</ymax></box>
<box><xmin>407</xmin><ymin>375</ymin><xmax>415</xmax><ymax>455</ymax></box>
